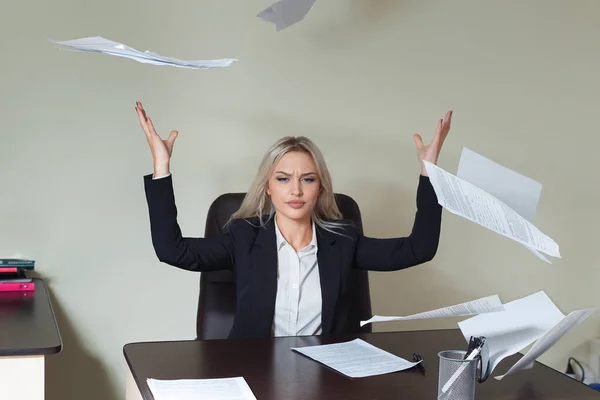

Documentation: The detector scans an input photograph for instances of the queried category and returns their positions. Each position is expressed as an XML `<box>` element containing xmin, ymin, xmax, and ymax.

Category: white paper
<box><xmin>257</xmin><ymin>0</ymin><xmax>317</xmax><ymax>31</ymax></box>
<box><xmin>457</xmin><ymin>148</ymin><xmax>542</xmax><ymax>221</ymax></box>
<box><xmin>49</xmin><ymin>37</ymin><xmax>237</xmax><ymax>69</ymax></box>
<box><xmin>360</xmin><ymin>295</ymin><xmax>504</xmax><ymax>326</ymax></box>
<box><xmin>456</xmin><ymin>148</ymin><xmax>551</xmax><ymax>263</ymax></box>
<box><xmin>458</xmin><ymin>290</ymin><xmax>587</xmax><ymax>379</ymax></box>
<box><xmin>291</xmin><ymin>338</ymin><xmax>419</xmax><ymax>378</ymax></box>
<box><xmin>147</xmin><ymin>377</ymin><xmax>257</xmax><ymax>400</ymax></box>
<box><xmin>494</xmin><ymin>308</ymin><xmax>596</xmax><ymax>380</ymax></box>
<box><xmin>423</xmin><ymin>161</ymin><xmax>560</xmax><ymax>258</ymax></box>
<box><xmin>523</xmin><ymin>246</ymin><xmax>552</xmax><ymax>263</ymax></box>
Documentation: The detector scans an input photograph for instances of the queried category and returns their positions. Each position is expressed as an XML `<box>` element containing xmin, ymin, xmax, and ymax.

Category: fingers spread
<box><xmin>135</xmin><ymin>106</ymin><xmax>151</xmax><ymax>136</ymax></box>
<box><xmin>442</xmin><ymin>110</ymin><xmax>453</xmax><ymax>135</ymax></box>
<box><xmin>413</xmin><ymin>133</ymin><xmax>425</xmax><ymax>149</ymax></box>
<box><xmin>147</xmin><ymin>117</ymin><xmax>158</xmax><ymax>136</ymax></box>
<box><xmin>167</xmin><ymin>130</ymin><xmax>178</xmax><ymax>148</ymax></box>
<box><xmin>445</xmin><ymin>110</ymin><xmax>453</xmax><ymax>124</ymax></box>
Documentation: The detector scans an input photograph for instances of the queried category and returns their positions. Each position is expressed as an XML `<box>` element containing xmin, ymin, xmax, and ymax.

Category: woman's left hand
<box><xmin>413</xmin><ymin>110</ymin><xmax>453</xmax><ymax>176</ymax></box>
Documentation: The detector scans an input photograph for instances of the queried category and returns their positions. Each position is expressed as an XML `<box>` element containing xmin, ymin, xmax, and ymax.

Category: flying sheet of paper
<box><xmin>360</xmin><ymin>295</ymin><xmax>504</xmax><ymax>327</ymax></box>
<box><xmin>147</xmin><ymin>377</ymin><xmax>257</xmax><ymax>400</ymax></box>
<box><xmin>494</xmin><ymin>307</ymin><xmax>595</xmax><ymax>380</ymax></box>
<box><xmin>49</xmin><ymin>37</ymin><xmax>237</xmax><ymax>69</ymax></box>
<box><xmin>456</xmin><ymin>148</ymin><xmax>542</xmax><ymax>221</ymax></box>
<box><xmin>291</xmin><ymin>338</ymin><xmax>419</xmax><ymax>378</ymax></box>
<box><xmin>423</xmin><ymin>161</ymin><xmax>560</xmax><ymax>258</ymax></box>
<box><xmin>257</xmin><ymin>0</ymin><xmax>317</xmax><ymax>31</ymax></box>
<box><xmin>456</xmin><ymin>148</ymin><xmax>550</xmax><ymax>263</ymax></box>
<box><xmin>458</xmin><ymin>290</ymin><xmax>582</xmax><ymax>378</ymax></box>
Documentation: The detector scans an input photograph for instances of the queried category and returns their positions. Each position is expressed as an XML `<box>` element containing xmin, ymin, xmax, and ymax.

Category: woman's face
<box><xmin>266</xmin><ymin>151</ymin><xmax>322</xmax><ymax>224</ymax></box>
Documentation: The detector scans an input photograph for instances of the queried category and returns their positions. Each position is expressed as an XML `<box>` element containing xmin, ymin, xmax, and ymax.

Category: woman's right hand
<box><xmin>135</xmin><ymin>101</ymin><xmax>178</xmax><ymax>177</ymax></box>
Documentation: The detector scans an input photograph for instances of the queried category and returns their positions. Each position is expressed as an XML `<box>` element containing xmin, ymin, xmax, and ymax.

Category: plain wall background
<box><xmin>1</xmin><ymin>0</ymin><xmax>599</xmax><ymax>398</ymax></box>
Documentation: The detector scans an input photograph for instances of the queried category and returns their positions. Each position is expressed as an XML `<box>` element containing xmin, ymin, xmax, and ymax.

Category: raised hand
<box><xmin>135</xmin><ymin>101</ymin><xmax>178</xmax><ymax>176</ymax></box>
<box><xmin>413</xmin><ymin>110</ymin><xmax>453</xmax><ymax>176</ymax></box>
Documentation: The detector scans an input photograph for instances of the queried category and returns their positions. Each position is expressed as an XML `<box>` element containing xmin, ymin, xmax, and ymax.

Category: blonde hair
<box><xmin>229</xmin><ymin>136</ymin><xmax>347</xmax><ymax>233</ymax></box>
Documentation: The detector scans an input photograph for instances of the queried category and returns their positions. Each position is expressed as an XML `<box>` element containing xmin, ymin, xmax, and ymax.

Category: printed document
<box><xmin>423</xmin><ymin>161</ymin><xmax>560</xmax><ymax>258</ymax></box>
<box><xmin>360</xmin><ymin>294</ymin><xmax>504</xmax><ymax>326</ymax></box>
<box><xmin>147</xmin><ymin>377</ymin><xmax>257</xmax><ymax>400</ymax></box>
<box><xmin>291</xmin><ymin>338</ymin><xmax>419</xmax><ymax>378</ymax></box>
<box><xmin>456</xmin><ymin>147</ymin><xmax>550</xmax><ymax>263</ymax></box>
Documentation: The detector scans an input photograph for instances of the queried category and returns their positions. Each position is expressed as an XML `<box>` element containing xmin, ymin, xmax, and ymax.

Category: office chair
<box><xmin>196</xmin><ymin>193</ymin><xmax>372</xmax><ymax>340</ymax></box>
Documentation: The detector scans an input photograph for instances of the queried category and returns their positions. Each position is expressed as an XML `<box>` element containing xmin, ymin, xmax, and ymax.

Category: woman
<box><xmin>136</xmin><ymin>101</ymin><xmax>451</xmax><ymax>340</ymax></box>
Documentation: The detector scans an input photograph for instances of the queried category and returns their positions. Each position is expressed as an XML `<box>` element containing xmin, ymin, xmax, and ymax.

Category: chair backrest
<box><xmin>196</xmin><ymin>193</ymin><xmax>372</xmax><ymax>340</ymax></box>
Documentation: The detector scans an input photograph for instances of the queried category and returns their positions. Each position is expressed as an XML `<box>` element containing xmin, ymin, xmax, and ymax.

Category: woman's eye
<box><xmin>276</xmin><ymin>177</ymin><xmax>288</xmax><ymax>182</ymax></box>
<box><xmin>303</xmin><ymin>178</ymin><xmax>316</xmax><ymax>183</ymax></box>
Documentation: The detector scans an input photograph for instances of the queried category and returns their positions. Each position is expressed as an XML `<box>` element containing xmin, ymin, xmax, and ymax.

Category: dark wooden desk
<box><xmin>0</xmin><ymin>278</ymin><xmax>62</xmax><ymax>356</ymax></box>
<box><xmin>124</xmin><ymin>330</ymin><xmax>600</xmax><ymax>400</ymax></box>
<box><xmin>0</xmin><ymin>278</ymin><xmax>62</xmax><ymax>399</ymax></box>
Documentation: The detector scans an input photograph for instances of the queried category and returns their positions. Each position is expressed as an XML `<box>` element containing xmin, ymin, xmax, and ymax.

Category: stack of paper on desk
<box><xmin>50</xmin><ymin>37</ymin><xmax>237</xmax><ymax>69</ymax></box>
<box><xmin>291</xmin><ymin>338</ymin><xmax>420</xmax><ymax>378</ymax></box>
<box><xmin>457</xmin><ymin>290</ymin><xmax>595</xmax><ymax>380</ymax></box>
<box><xmin>359</xmin><ymin>294</ymin><xmax>504</xmax><ymax>326</ymax></box>
<box><xmin>423</xmin><ymin>159</ymin><xmax>560</xmax><ymax>260</ymax></box>
<box><xmin>147</xmin><ymin>377</ymin><xmax>257</xmax><ymax>400</ymax></box>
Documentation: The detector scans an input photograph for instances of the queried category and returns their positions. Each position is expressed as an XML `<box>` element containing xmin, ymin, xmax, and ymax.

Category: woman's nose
<box><xmin>291</xmin><ymin>180</ymin><xmax>302</xmax><ymax>196</ymax></box>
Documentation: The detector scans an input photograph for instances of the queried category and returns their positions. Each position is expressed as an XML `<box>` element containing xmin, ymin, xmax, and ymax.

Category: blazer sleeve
<box><xmin>143</xmin><ymin>173</ymin><xmax>235</xmax><ymax>272</ymax></box>
<box><xmin>354</xmin><ymin>175</ymin><xmax>442</xmax><ymax>271</ymax></box>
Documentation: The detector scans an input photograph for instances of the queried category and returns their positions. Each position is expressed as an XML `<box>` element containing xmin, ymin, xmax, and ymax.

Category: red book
<box><xmin>0</xmin><ymin>282</ymin><xmax>35</xmax><ymax>292</ymax></box>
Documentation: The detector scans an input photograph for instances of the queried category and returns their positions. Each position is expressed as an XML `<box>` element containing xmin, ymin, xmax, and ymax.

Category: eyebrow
<box><xmin>274</xmin><ymin>171</ymin><xmax>317</xmax><ymax>177</ymax></box>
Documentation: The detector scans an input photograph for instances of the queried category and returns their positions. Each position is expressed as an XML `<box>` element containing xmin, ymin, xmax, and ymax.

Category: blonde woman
<box><xmin>136</xmin><ymin>101</ymin><xmax>451</xmax><ymax>340</ymax></box>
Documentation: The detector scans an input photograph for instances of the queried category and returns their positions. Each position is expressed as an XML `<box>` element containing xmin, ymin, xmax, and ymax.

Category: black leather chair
<box><xmin>196</xmin><ymin>193</ymin><xmax>372</xmax><ymax>340</ymax></box>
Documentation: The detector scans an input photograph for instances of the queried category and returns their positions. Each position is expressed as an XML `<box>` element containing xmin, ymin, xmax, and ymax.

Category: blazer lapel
<box><xmin>316</xmin><ymin>226</ymin><xmax>341</xmax><ymax>335</ymax></box>
<box><xmin>249</xmin><ymin>217</ymin><xmax>278</xmax><ymax>334</ymax></box>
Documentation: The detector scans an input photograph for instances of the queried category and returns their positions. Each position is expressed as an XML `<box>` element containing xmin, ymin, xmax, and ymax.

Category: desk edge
<box><xmin>0</xmin><ymin>278</ymin><xmax>63</xmax><ymax>357</ymax></box>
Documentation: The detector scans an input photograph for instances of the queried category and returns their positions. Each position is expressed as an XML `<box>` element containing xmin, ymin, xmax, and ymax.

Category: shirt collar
<box><xmin>274</xmin><ymin>216</ymin><xmax>318</xmax><ymax>252</ymax></box>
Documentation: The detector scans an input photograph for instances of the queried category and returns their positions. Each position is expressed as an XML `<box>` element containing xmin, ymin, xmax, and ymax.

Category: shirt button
<box><xmin>292</xmin><ymin>284</ymin><xmax>298</xmax><ymax>289</ymax></box>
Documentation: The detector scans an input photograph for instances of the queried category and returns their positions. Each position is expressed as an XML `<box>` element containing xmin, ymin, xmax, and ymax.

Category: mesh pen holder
<box><xmin>437</xmin><ymin>350</ymin><xmax>478</xmax><ymax>400</ymax></box>
<box><xmin>437</xmin><ymin>337</ymin><xmax>491</xmax><ymax>399</ymax></box>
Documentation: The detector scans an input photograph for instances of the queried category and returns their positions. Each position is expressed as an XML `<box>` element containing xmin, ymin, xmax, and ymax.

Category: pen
<box><xmin>413</xmin><ymin>353</ymin><xmax>426</xmax><ymax>375</ymax></box>
<box><xmin>464</xmin><ymin>336</ymin><xmax>485</xmax><ymax>360</ymax></box>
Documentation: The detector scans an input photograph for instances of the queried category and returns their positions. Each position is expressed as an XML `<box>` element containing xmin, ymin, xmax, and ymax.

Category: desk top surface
<box><xmin>124</xmin><ymin>329</ymin><xmax>600</xmax><ymax>400</ymax></box>
<box><xmin>0</xmin><ymin>278</ymin><xmax>62</xmax><ymax>356</ymax></box>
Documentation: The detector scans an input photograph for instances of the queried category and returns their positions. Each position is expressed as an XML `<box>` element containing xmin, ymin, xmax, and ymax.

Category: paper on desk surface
<box><xmin>49</xmin><ymin>37</ymin><xmax>237</xmax><ymax>69</ymax></box>
<box><xmin>360</xmin><ymin>294</ymin><xmax>504</xmax><ymax>327</ymax></box>
<box><xmin>257</xmin><ymin>0</ymin><xmax>317</xmax><ymax>31</ymax></box>
<box><xmin>292</xmin><ymin>338</ymin><xmax>419</xmax><ymax>378</ymax></box>
<box><xmin>147</xmin><ymin>377</ymin><xmax>257</xmax><ymax>400</ymax></box>
<box><xmin>423</xmin><ymin>161</ymin><xmax>560</xmax><ymax>259</ymax></box>
<box><xmin>494</xmin><ymin>307</ymin><xmax>595</xmax><ymax>380</ymax></box>
<box><xmin>456</xmin><ymin>148</ymin><xmax>550</xmax><ymax>263</ymax></box>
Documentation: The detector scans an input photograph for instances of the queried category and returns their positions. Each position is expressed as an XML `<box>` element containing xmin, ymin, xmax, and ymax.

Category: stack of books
<box><xmin>0</xmin><ymin>259</ymin><xmax>35</xmax><ymax>292</ymax></box>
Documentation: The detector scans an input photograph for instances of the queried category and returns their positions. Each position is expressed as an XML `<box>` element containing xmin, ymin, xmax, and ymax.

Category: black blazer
<box><xmin>144</xmin><ymin>174</ymin><xmax>442</xmax><ymax>340</ymax></box>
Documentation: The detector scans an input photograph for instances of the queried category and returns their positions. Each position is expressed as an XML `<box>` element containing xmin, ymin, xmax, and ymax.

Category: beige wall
<box><xmin>1</xmin><ymin>0</ymin><xmax>599</xmax><ymax>398</ymax></box>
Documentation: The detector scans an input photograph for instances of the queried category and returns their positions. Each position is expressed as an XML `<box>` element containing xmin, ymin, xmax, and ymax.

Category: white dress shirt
<box><xmin>152</xmin><ymin>173</ymin><xmax>323</xmax><ymax>336</ymax></box>
<box><xmin>272</xmin><ymin>217</ymin><xmax>322</xmax><ymax>337</ymax></box>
